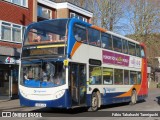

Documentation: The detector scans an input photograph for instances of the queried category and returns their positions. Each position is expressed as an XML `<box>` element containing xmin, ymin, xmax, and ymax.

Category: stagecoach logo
<box><xmin>34</xmin><ymin>90</ymin><xmax>46</xmax><ymax>93</ymax></box>
<box><xmin>103</xmin><ymin>88</ymin><xmax>116</xmax><ymax>94</ymax></box>
<box><xmin>5</xmin><ymin>57</ymin><xmax>16</xmax><ymax>64</ymax></box>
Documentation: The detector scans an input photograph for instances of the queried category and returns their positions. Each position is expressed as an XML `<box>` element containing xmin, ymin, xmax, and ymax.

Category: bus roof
<box><xmin>28</xmin><ymin>18</ymin><xmax>140</xmax><ymax>45</ymax></box>
<box><xmin>69</xmin><ymin>18</ymin><xmax>140</xmax><ymax>45</ymax></box>
<box><xmin>106</xmin><ymin>31</ymin><xmax>140</xmax><ymax>44</ymax></box>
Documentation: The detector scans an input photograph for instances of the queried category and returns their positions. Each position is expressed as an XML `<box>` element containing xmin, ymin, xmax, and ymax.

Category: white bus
<box><xmin>19</xmin><ymin>18</ymin><xmax>148</xmax><ymax>111</ymax></box>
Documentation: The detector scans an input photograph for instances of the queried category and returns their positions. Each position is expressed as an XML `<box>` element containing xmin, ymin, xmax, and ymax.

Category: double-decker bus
<box><xmin>19</xmin><ymin>18</ymin><xmax>147</xmax><ymax>111</ymax></box>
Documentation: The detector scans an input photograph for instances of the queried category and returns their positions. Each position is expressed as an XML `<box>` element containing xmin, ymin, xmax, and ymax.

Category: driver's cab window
<box><xmin>22</xmin><ymin>62</ymin><xmax>66</xmax><ymax>88</ymax></box>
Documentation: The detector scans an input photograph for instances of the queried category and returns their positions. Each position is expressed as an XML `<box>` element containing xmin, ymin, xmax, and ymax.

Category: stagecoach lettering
<box><xmin>104</xmin><ymin>88</ymin><xmax>116</xmax><ymax>93</ymax></box>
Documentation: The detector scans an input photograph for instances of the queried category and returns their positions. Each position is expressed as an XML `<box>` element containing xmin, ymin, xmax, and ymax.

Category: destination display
<box><xmin>89</xmin><ymin>59</ymin><xmax>102</xmax><ymax>66</ymax></box>
<box><xmin>22</xmin><ymin>47</ymin><xmax>65</xmax><ymax>57</ymax></box>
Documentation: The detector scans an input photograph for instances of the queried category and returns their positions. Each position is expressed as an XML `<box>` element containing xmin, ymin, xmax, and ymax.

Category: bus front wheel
<box><xmin>88</xmin><ymin>92</ymin><xmax>99</xmax><ymax>111</ymax></box>
<box><xmin>130</xmin><ymin>90</ymin><xmax>137</xmax><ymax>105</ymax></box>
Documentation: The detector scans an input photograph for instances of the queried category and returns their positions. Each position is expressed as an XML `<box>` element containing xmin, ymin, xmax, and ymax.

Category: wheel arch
<box><xmin>92</xmin><ymin>88</ymin><xmax>101</xmax><ymax>108</ymax></box>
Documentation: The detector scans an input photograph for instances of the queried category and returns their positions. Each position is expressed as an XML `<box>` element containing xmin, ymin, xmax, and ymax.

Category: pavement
<box><xmin>0</xmin><ymin>99</ymin><xmax>20</xmax><ymax>111</ymax></box>
<box><xmin>0</xmin><ymin>99</ymin><xmax>37</xmax><ymax>112</ymax></box>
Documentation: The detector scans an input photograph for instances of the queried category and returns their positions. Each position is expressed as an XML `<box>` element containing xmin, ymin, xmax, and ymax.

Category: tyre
<box><xmin>130</xmin><ymin>90</ymin><xmax>137</xmax><ymax>105</ymax></box>
<box><xmin>88</xmin><ymin>92</ymin><xmax>99</xmax><ymax>111</ymax></box>
<box><xmin>158</xmin><ymin>99</ymin><xmax>160</xmax><ymax>105</ymax></box>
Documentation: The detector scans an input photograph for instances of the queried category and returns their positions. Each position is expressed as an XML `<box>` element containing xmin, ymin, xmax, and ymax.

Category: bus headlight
<box><xmin>55</xmin><ymin>90</ymin><xmax>65</xmax><ymax>99</ymax></box>
<box><xmin>20</xmin><ymin>89</ymin><xmax>28</xmax><ymax>98</ymax></box>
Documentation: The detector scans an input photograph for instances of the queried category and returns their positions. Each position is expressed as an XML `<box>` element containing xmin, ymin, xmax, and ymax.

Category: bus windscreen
<box><xmin>24</xmin><ymin>19</ymin><xmax>69</xmax><ymax>45</ymax></box>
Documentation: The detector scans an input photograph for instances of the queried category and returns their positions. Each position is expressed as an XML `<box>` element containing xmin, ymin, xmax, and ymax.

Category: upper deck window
<box><xmin>73</xmin><ymin>24</ymin><xmax>87</xmax><ymax>43</ymax></box>
<box><xmin>88</xmin><ymin>28</ymin><xmax>101</xmax><ymax>47</ymax></box>
<box><xmin>24</xmin><ymin>19</ymin><xmax>68</xmax><ymax>45</ymax></box>
<box><xmin>128</xmin><ymin>42</ymin><xmax>136</xmax><ymax>56</ymax></box>
<box><xmin>101</xmin><ymin>33</ymin><xmax>112</xmax><ymax>50</ymax></box>
<box><xmin>141</xmin><ymin>46</ymin><xmax>145</xmax><ymax>58</ymax></box>
<box><xmin>136</xmin><ymin>44</ymin><xmax>141</xmax><ymax>57</ymax></box>
<box><xmin>113</xmin><ymin>36</ymin><xmax>122</xmax><ymax>52</ymax></box>
<box><xmin>122</xmin><ymin>39</ymin><xmax>128</xmax><ymax>54</ymax></box>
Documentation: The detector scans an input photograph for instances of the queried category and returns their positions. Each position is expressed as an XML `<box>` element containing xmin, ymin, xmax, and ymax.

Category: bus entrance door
<box><xmin>69</xmin><ymin>63</ymin><xmax>86</xmax><ymax>106</ymax></box>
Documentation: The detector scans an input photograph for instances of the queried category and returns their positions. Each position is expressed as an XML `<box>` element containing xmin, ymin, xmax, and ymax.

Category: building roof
<box><xmin>37</xmin><ymin>0</ymin><xmax>93</xmax><ymax>17</ymax></box>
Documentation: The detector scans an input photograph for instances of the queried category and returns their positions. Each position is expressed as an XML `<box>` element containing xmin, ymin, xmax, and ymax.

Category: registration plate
<box><xmin>35</xmin><ymin>103</ymin><xmax>46</xmax><ymax>107</ymax></box>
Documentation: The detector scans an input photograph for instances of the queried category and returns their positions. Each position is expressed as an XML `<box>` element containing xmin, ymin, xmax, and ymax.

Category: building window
<box><xmin>0</xmin><ymin>21</ymin><xmax>23</xmax><ymax>43</ymax></box>
<box><xmin>37</xmin><ymin>5</ymin><xmax>52</xmax><ymax>19</ymax></box>
<box><xmin>70</xmin><ymin>12</ymin><xmax>87</xmax><ymax>22</ymax></box>
<box><xmin>4</xmin><ymin>0</ymin><xmax>28</xmax><ymax>7</ymax></box>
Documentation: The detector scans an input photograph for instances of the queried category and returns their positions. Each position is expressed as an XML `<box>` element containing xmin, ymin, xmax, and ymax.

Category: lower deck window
<box><xmin>114</xmin><ymin>69</ymin><xmax>123</xmax><ymax>85</ymax></box>
<box><xmin>103</xmin><ymin>68</ymin><xmax>113</xmax><ymax>85</ymax></box>
<box><xmin>130</xmin><ymin>71</ymin><xmax>137</xmax><ymax>85</ymax></box>
<box><xmin>89</xmin><ymin>66</ymin><xmax>102</xmax><ymax>85</ymax></box>
<box><xmin>87</xmin><ymin>66</ymin><xmax>142</xmax><ymax>86</ymax></box>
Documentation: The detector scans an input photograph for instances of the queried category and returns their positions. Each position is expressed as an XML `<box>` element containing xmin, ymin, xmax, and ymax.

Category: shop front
<box><xmin>0</xmin><ymin>56</ymin><xmax>19</xmax><ymax>100</ymax></box>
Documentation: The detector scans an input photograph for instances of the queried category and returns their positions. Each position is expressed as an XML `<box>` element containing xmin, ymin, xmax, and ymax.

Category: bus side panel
<box><xmin>86</xmin><ymin>92</ymin><xmax>130</xmax><ymax>106</ymax></box>
<box><xmin>86</xmin><ymin>89</ymin><xmax>147</xmax><ymax>107</ymax></box>
<box><xmin>19</xmin><ymin>89</ymin><xmax>72</xmax><ymax>108</ymax></box>
<box><xmin>137</xmin><ymin>58</ymin><xmax>148</xmax><ymax>96</ymax></box>
<box><xmin>100</xmin><ymin>92</ymin><xmax>146</xmax><ymax>106</ymax></box>
<box><xmin>86</xmin><ymin>94</ymin><xmax>92</xmax><ymax>106</ymax></box>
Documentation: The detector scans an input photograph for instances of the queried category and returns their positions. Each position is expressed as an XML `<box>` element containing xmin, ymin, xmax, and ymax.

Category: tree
<box><xmin>125</xmin><ymin>0</ymin><xmax>160</xmax><ymax>70</ymax></box>
<box><xmin>95</xmin><ymin>0</ymin><xmax>125</xmax><ymax>31</ymax></box>
<box><xmin>53</xmin><ymin>0</ymin><xmax>125</xmax><ymax>32</ymax></box>
<box><xmin>126</xmin><ymin>0</ymin><xmax>160</xmax><ymax>37</ymax></box>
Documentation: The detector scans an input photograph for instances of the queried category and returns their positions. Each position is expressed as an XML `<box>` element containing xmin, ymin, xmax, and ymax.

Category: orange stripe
<box><xmin>70</xmin><ymin>42</ymin><xmax>82</xmax><ymax>57</ymax></box>
<box><xmin>115</xmin><ymin>85</ymin><xmax>141</xmax><ymax>98</ymax></box>
<box><xmin>91</xmin><ymin>25</ymin><xmax>107</xmax><ymax>32</ymax></box>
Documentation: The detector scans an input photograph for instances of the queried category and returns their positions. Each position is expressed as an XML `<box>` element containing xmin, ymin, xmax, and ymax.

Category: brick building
<box><xmin>0</xmin><ymin>0</ymin><xmax>92</xmax><ymax>99</ymax></box>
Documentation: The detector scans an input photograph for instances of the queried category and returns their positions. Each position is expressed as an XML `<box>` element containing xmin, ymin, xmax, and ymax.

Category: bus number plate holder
<box><xmin>35</xmin><ymin>103</ymin><xmax>46</xmax><ymax>107</ymax></box>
